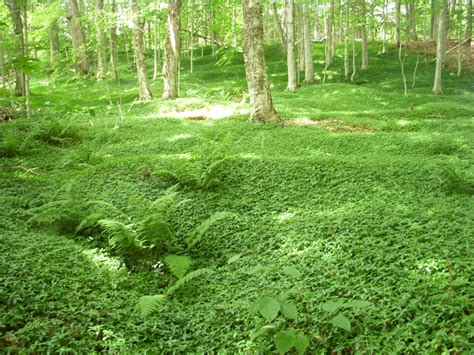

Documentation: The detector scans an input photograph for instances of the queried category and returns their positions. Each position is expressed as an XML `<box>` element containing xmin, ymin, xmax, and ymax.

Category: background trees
<box><xmin>0</xmin><ymin>0</ymin><xmax>472</xmax><ymax>110</ymax></box>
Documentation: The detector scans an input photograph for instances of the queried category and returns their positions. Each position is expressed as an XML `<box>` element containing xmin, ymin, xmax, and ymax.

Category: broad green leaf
<box><xmin>274</xmin><ymin>330</ymin><xmax>296</xmax><ymax>354</ymax></box>
<box><xmin>281</xmin><ymin>301</ymin><xmax>298</xmax><ymax>320</ymax></box>
<box><xmin>294</xmin><ymin>334</ymin><xmax>310</xmax><ymax>355</ymax></box>
<box><xmin>330</xmin><ymin>313</ymin><xmax>352</xmax><ymax>331</ymax></box>
<box><xmin>257</xmin><ymin>296</ymin><xmax>280</xmax><ymax>322</ymax></box>
<box><xmin>344</xmin><ymin>300</ymin><xmax>372</xmax><ymax>309</ymax></box>
<box><xmin>282</xmin><ymin>266</ymin><xmax>302</xmax><ymax>278</ymax></box>
<box><xmin>322</xmin><ymin>301</ymin><xmax>343</xmax><ymax>313</ymax></box>
<box><xmin>227</xmin><ymin>253</ymin><xmax>242</xmax><ymax>264</ymax></box>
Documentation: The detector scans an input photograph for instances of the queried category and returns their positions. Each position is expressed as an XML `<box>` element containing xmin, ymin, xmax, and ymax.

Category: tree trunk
<box><xmin>65</xmin><ymin>0</ymin><xmax>89</xmax><ymax>75</ymax></box>
<box><xmin>131</xmin><ymin>0</ymin><xmax>152</xmax><ymax>100</ymax></box>
<box><xmin>95</xmin><ymin>0</ymin><xmax>107</xmax><ymax>79</ymax></box>
<box><xmin>433</xmin><ymin>0</ymin><xmax>448</xmax><ymax>94</ymax></box>
<box><xmin>285</xmin><ymin>0</ymin><xmax>297</xmax><ymax>91</ymax></box>
<box><xmin>162</xmin><ymin>0</ymin><xmax>181</xmax><ymax>100</ymax></box>
<box><xmin>303</xmin><ymin>0</ymin><xmax>314</xmax><ymax>83</ymax></box>
<box><xmin>325</xmin><ymin>0</ymin><xmax>334</xmax><ymax>68</ymax></box>
<box><xmin>4</xmin><ymin>0</ymin><xmax>25</xmax><ymax>95</ymax></box>
<box><xmin>109</xmin><ymin>0</ymin><xmax>119</xmax><ymax>81</ymax></box>
<box><xmin>360</xmin><ymin>0</ymin><xmax>369</xmax><ymax>70</ymax></box>
<box><xmin>49</xmin><ymin>0</ymin><xmax>59</xmax><ymax>68</ymax></box>
<box><xmin>272</xmin><ymin>0</ymin><xmax>287</xmax><ymax>54</ymax></box>
<box><xmin>395</xmin><ymin>0</ymin><xmax>401</xmax><ymax>46</ymax></box>
<box><xmin>430</xmin><ymin>0</ymin><xmax>436</xmax><ymax>39</ymax></box>
<box><xmin>408</xmin><ymin>0</ymin><xmax>417</xmax><ymax>42</ymax></box>
<box><xmin>466</xmin><ymin>0</ymin><xmax>472</xmax><ymax>64</ymax></box>
<box><xmin>242</xmin><ymin>0</ymin><xmax>279</xmax><ymax>123</ymax></box>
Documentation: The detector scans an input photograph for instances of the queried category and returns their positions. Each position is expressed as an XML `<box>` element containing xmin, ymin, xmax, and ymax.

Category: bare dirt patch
<box><xmin>284</xmin><ymin>118</ymin><xmax>373</xmax><ymax>132</ymax></box>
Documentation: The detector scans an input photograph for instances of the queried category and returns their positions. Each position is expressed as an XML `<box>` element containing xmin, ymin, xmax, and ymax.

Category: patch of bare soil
<box><xmin>284</xmin><ymin>118</ymin><xmax>373</xmax><ymax>132</ymax></box>
<box><xmin>165</xmin><ymin>105</ymin><xmax>237</xmax><ymax>120</ymax></box>
<box><xmin>408</xmin><ymin>40</ymin><xmax>474</xmax><ymax>70</ymax></box>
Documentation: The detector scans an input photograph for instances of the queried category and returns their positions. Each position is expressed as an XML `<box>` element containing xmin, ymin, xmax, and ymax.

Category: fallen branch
<box><xmin>431</xmin><ymin>37</ymin><xmax>472</xmax><ymax>61</ymax></box>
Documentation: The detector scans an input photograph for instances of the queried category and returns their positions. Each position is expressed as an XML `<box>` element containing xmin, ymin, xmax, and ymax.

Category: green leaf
<box><xmin>164</xmin><ymin>255</ymin><xmax>192</xmax><ymax>279</ymax></box>
<box><xmin>137</xmin><ymin>294</ymin><xmax>166</xmax><ymax>316</ymax></box>
<box><xmin>344</xmin><ymin>300</ymin><xmax>372</xmax><ymax>309</ymax></box>
<box><xmin>227</xmin><ymin>253</ymin><xmax>242</xmax><ymax>264</ymax></box>
<box><xmin>246</xmin><ymin>264</ymin><xmax>274</xmax><ymax>274</ymax></box>
<box><xmin>250</xmin><ymin>325</ymin><xmax>276</xmax><ymax>340</ymax></box>
<box><xmin>294</xmin><ymin>334</ymin><xmax>309</xmax><ymax>355</ymax></box>
<box><xmin>274</xmin><ymin>330</ymin><xmax>296</xmax><ymax>354</ymax></box>
<box><xmin>330</xmin><ymin>313</ymin><xmax>352</xmax><ymax>331</ymax></box>
<box><xmin>256</xmin><ymin>296</ymin><xmax>280</xmax><ymax>322</ymax></box>
<box><xmin>282</xmin><ymin>266</ymin><xmax>302</xmax><ymax>278</ymax></box>
<box><xmin>322</xmin><ymin>301</ymin><xmax>343</xmax><ymax>313</ymax></box>
<box><xmin>281</xmin><ymin>301</ymin><xmax>298</xmax><ymax>320</ymax></box>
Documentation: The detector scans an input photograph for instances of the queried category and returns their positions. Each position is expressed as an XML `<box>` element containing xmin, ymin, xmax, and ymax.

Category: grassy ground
<box><xmin>1</xmin><ymin>43</ymin><xmax>473</xmax><ymax>353</ymax></box>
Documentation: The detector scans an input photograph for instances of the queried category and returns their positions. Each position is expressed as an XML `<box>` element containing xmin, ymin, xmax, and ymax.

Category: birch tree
<box><xmin>242</xmin><ymin>0</ymin><xmax>279</xmax><ymax>123</ymax></box>
<box><xmin>162</xmin><ymin>0</ymin><xmax>181</xmax><ymax>100</ymax></box>
<box><xmin>433</xmin><ymin>0</ymin><xmax>448</xmax><ymax>94</ymax></box>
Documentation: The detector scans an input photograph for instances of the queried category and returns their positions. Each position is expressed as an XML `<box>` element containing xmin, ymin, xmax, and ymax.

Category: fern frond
<box><xmin>187</xmin><ymin>212</ymin><xmax>236</xmax><ymax>249</ymax></box>
<box><xmin>137</xmin><ymin>294</ymin><xmax>166</xmax><ymax>317</ymax></box>
<box><xmin>200</xmin><ymin>158</ymin><xmax>227</xmax><ymax>189</ymax></box>
<box><xmin>27</xmin><ymin>200</ymin><xmax>67</xmax><ymax>224</ymax></box>
<box><xmin>98</xmin><ymin>219</ymin><xmax>141</xmax><ymax>250</ymax></box>
<box><xmin>0</xmin><ymin>195</ymin><xmax>32</xmax><ymax>209</ymax></box>
<box><xmin>166</xmin><ymin>268</ymin><xmax>214</xmax><ymax>295</ymax></box>
<box><xmin>164</xmin><ymin>255</ymin><xmax>192</xmax><ymax>279</ymax></box>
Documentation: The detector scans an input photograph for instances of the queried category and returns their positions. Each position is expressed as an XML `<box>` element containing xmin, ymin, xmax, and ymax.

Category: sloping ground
<box><xmin>1</xmin><ymin>44</ymin><xmax>473</xmax><ymax>352</ymax></box>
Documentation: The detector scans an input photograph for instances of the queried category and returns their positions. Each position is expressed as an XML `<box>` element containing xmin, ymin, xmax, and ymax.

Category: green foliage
<box><xmin>187</xmin><ymin>211</ymin><xmax>236</xmax><ymax>249</ymax></box>
<box><xmin>164</xmin><ymin>254</ymin><xmax>192</xmax><ymax>279</ymax></box>
<box><xmin>137</xmin><ymin>295</ymin><xmax>166</xmax><ymax>317</ymax></box>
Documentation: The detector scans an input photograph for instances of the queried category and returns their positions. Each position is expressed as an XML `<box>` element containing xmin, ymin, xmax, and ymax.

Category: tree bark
<box><xmin>131</xmin><ymin>0</ymin><xmax>152</xmax><ymax>100</ymax></box>
<box><xmin>162</xmin><ymin>0</ymin><xmax>181</xmax><ymax>100</ymax></box>
<box><xmin>272</xmin><ymin>0</ymin><xmax>287</xmax><ymax>54</ymax></box>
<box><xmin>95</xmin><ymin>0</ymin><xmax>107</xmax><ymax>79</ymax></box>
<box><xmin>360</xmin><ymin>0</ymin><xmax>369</xmax><ymax>70</ymax></box>
<box><xmin>395</xmin><ymin>0</ymin><xmax>401</xmax><ymax>46</ymax></box>
<box><xmin>284</xmin><ymin>0</ymin><xmax>297</xmax><ymax>91</ymax></box>
<box><xmin>303</xmin><ymin>1</ymin><xmax>314</xmax><ymax>83</ymax></box>
<box><xmin>243</xmin><ymin>0</ymin><xmax>279</xmax><ymax>123</ymax></box>
<box><xmin>109</xmin><ymin>0</ymin><xmax>119</xmax><ymax>81</ymax></box>
<box><xmin>433</xmin><ymin>0</ymin><xmax>448</xmax><ymax>94</ymax></box>
<box><xmin>49</xmin><ymin>0</ymin><xmax>59</xmax><ymax>68</ymax></box>
<box><xmin>65</xmin><ymin>0</ymin><xmax>89</xmax><ymax>75</ymax></box>
<box><xmin>4</xmin><ymin>0</ymin><xmax>25</xmax><ymax>95</ymax></box>
<box><xmin>466</xmin><ymin>0</ymin><xmax>472</xmax><ymax>64</ymax></box>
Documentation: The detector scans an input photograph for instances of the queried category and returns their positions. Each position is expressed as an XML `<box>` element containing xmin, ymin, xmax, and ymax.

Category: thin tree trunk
<box><xmin>23</xmin><ymin>0</ymin><xmax>31</xmax><ymax>117</ymax></box>
<box><xmin>466</xmin><ymin>0</ymin><xmax>472</xmax><ymax>64</ymax></box>
<box><xmin>242</xmin><ymin>0</ymin><xmax>279</xmax><ymax>123</ymax></box>
<box><xmin>153</xmin><ymin>16</ymin><xmax>160</xmax><ymax>80</ymax></box>
<box><xmin>162</xmin><ymin>0</ymin><xmax>181</xmax><ymax>100</ymax></box>
<box><xmin>457</xmin><ymin>0</ymin><xmax>463</xmax><ymax>76</ymax></box>
<box><xmin>433</xmin><ymin>0</ymin><xmax>448</xmax><ymax>94</ymax></box>
<box><xmin>189</xmin><ymin>0</ymin><xmax>194</xmax><ymax>73</ymax></box>
<box><xmin>430</xmin><ymin>0</ymin><xmax>436</xmax><ymax>39</ymax></box>
<box><xmin>109</xmin><ymin>0</ymin><xmax>119</xmax><ymax>81</ymax></box>
<box><xmin>285</xmin><ymin>0</ymin><xmax>297</xmax><ymax>91</ymax></box>
<box><xmin>95</xmin><ymin>0</ymin><xmax>107</xmax><ymax>79</ymax></box>
<box><xmin>395</xmin><ymin>0</ymin><xmax>401</xmax><ymax>46</ymax></box>
<box><xmin>360</xmin><ymin>0</ymin><xmax>368</xmax><ymax>70</ymax></box>
<box><xmin>4</xmin><ymin>0</ymin><xmax>25</xmax><ymax>95</ymax></box>
<box><xmin>49</xmin><ymin>0</ymin><xmax>59</xmax><ymax>68</ymax></box>
<box><xmin>272</xmin><ymin>0</ymin><xmax>287</xmax><ymax>54</ymax></box>
<box><xmin>303</xmin><ymin>0</ymin><xmax>314</xmax><ymax>83</ymax></box>
<box><xmin>131</xmin><ymin>0</ymin><xmax>152</xmax><ymax>100</ymax></box>
<box><xmin>65</xmin><ymin>0</ymin><xmax>89</xmax><ymax>75</ymax></box>
<box><xmin>0</xmin><ymin>40</ymin><xmax>5</xmax><ymax>89</ymax></box>
<box><xmin>325</xmin><ymin>0</ymin><xmax>334</xmax><ymax>68</ymax></box>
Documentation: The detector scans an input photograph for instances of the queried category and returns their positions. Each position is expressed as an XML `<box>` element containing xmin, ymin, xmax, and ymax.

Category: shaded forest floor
<box><xmin>1</xmin><ymin>44</ymin><xmax>473</xmax><ymax>352</ymax></box>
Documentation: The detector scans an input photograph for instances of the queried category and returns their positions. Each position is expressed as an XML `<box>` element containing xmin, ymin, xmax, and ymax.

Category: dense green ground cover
<box><xmin>1</xmin><ymin>44</ymin><xmax>473</xmax><ymax>353</ymax></box>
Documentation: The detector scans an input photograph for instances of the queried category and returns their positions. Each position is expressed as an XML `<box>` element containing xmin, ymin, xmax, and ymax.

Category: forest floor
<box><xmin>1</xmin><ymin>44</ymin><xmax>473</xmax><ymax>353</ymax></box>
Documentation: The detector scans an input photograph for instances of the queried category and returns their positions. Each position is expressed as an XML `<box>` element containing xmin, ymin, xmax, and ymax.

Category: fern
<box><xmin>137</xmin><ymin>295</ymin><xmax>166</xmax><ymax>317</ymax></box>
<box><xmin>200</xmin><ymin>158</ymin><xmax>227</xmax><ymax>190</ymax></box>
<box><xmin>164</xmin><ymin>254</ymin><xmax>192</xmax><ymax>279</ymax></box>
<box><xmin>166</xmin><ymin>268</ymin><xmax>214</xmax><ymax>295</ymax></box>
<box><xmin>187</xmin><ymin>212</ymin><xmax>236</xmax><ymax>249</ymax></box>
<box><xmin>76</xmin><ymin>200</ymin><xmax>126</xmax><ymax>233</ymax></box>
<box><xmin>98</xmin><ymin>219</ymin><xmax>141</xmax><ymax>251</ymax></box>
<box><xmin>138</xmin><ymin>192</ymin><xmax>179</xmax><ymax>246</ymax></box>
